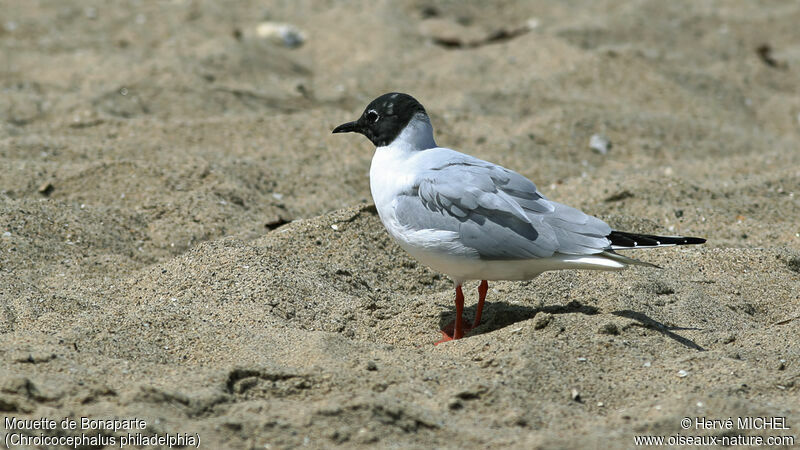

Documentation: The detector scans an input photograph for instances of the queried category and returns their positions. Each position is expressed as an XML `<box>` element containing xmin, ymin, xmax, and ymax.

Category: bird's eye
<box><xmin>366</xmin><ymin>110</ymin><xmax>379</xmax><ymax>122</ymax></box>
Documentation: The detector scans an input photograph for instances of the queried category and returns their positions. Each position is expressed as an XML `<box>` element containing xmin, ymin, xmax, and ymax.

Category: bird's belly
<box><xmin>401</xmin><ymin>244</ymin><xmax>626</xmax><ymax>282</ymax></box>
<box><xmin>395</xmin><ymin>240</ymin><xmax>545</xmax><ymax>282</ymax></box>
<box><xmin>377</xmin><ymin>212</ymin><xmax>540</xmax><ymax>282</ymax></box>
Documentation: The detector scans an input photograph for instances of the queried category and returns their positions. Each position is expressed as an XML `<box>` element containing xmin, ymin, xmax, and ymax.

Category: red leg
<box><xmin>434</xmin><ymin>284</ymin><xmax>465</xmax><ymax>345</ymax></box>
<box><xmin>473</xmin><ymin>280</ymin><xmax>488</xmax><ymax>329</ymax></box>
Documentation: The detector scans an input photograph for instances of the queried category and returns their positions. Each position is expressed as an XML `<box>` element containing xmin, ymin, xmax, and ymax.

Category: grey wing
<box><xmin>395</xmin><ymin>158</ymin><xmax>611</xmax><ymax>260</ymax></box>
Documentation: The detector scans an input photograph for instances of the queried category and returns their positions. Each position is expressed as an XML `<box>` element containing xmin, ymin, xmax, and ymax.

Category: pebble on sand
<box><xmin>533</xmin><ymin>313</ymin><xmax>552</xmax><ymax>329</ymax></box>
<box><xmin>598</xmin><ymin>322</ymin><xmax>619</xmax><ymax>335</ymax></box>
<box><xmin>38</xmin><ymin>182</ymin><xmax>54</xmax><ymax>196</ymax></box>
<box><xmin>255</xmin><ymin>22</ymin><xmax>306</xmax><ymax>48</ymax></box>
<box><xmin>589</xmin><ymin>134</ymin><xmax>611</xmax><ymax>154</ymax></box>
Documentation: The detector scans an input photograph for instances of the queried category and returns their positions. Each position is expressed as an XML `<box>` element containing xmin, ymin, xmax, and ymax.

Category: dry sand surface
<box><xmin>2</xmin><ymin>0</ymin><xmax>800</xmax><ymax>448</ymax></box>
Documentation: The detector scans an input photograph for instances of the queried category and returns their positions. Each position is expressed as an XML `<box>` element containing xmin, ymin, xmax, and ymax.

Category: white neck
<box><xmin>388</xmin><ymin>113</ymin><xmax>436</xmax><ymax>151</ymax></box>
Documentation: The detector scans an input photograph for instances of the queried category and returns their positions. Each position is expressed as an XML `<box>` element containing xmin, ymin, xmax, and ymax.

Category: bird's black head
<box><xmin>332</xmin><ymin>92</ymin><xmax>427</xmax><ymax>147</ymax></box>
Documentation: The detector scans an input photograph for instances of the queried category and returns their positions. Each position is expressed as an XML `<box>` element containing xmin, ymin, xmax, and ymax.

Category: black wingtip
<box><xmin>681</xmin><ymin>236</ymin><xmax>706</xmax><ymax>245</ymax></box>
<box><xmin>608</xmin><ymin>231</ymin><xmax>706</xmax><ymax>248</ymax></box>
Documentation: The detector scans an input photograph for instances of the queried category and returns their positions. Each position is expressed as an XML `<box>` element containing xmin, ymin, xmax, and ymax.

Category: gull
<box><xmin>333</xmin><ymin>93</ymin><xmax>705</xmax><ymax>344</ymax></box>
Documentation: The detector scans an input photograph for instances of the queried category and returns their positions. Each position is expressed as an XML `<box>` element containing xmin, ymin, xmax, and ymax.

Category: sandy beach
<box><xmin>1</xmin><ymin>0</ymin><xmax>799</xmax><ymax>448</ymax></box>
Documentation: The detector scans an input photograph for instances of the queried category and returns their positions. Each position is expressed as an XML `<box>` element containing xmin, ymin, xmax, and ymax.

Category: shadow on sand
<box><xmin>439</xmin><ymin>300</ymin><xmax>704</xmax><ymax>351</ymax></box>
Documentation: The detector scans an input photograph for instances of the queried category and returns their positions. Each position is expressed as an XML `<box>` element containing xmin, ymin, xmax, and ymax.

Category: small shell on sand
<box><xmin>255</xmin><ymin>22</ymin><xmax>306</xmax><ymax>48</ymax></box>
<box><xmin>589</xmin><ymin>134</ymin><xmax>611</xmax><ymax>154</ymax></box>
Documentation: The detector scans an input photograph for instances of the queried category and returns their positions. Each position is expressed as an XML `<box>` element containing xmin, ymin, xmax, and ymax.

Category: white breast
<box><xmin>369</xmin><ymin>114</ymin><xmax>436</xmax><ymax>228</ymax></box>
<box><xmin>369</xmin><ymin>145</ymin><xmax>415</xmax><ymax>219</ymax></box>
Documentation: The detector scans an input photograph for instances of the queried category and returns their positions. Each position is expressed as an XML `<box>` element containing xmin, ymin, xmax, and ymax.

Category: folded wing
<box><xmin>394</xmin><ymin>151</ymin><xmax>612</xmax><ymax>260</ymax></box>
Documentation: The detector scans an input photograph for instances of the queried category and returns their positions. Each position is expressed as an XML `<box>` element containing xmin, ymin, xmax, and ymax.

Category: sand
<box><xmin>1</xmin><ymin>0</ymin><xmax>799</xmax><ymax>448</ymax></box>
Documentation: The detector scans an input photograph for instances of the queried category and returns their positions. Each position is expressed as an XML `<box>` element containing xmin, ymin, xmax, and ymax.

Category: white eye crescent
<box><xmin>366</xmin><ymin>110</ymin><xmax>379</xmax><ymax>122</ymax></box>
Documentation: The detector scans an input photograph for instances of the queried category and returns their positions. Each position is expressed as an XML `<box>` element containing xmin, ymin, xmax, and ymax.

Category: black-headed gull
<box><xmin>333</xmin><ymin>93</ymin><xmax>705</xmax><ymax>344</ymax></box>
